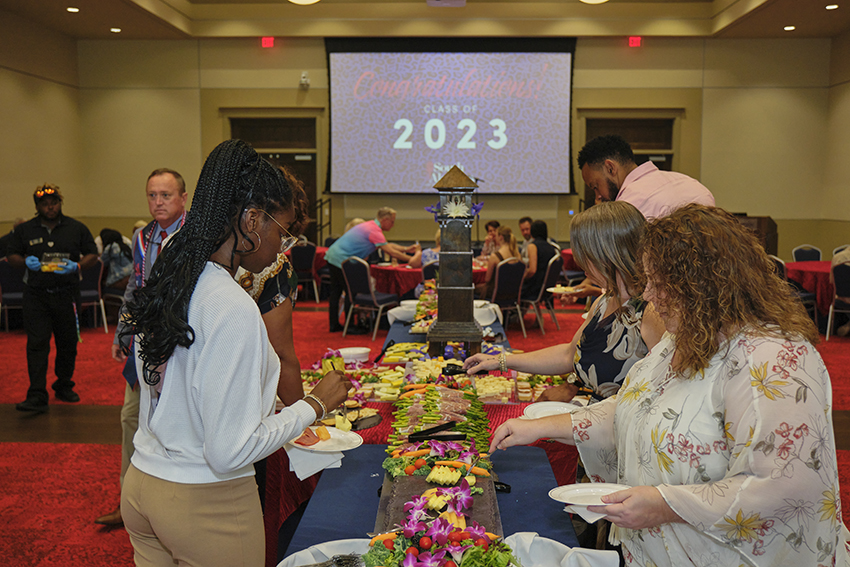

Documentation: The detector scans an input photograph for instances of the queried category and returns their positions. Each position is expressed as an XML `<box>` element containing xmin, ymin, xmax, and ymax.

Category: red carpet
<box><xmin>0</xmin><ymin>442</ymin><xmax>133</xmax><ymax>566</ymax></box>
<box><xmin>0</xmin><ymin>304</ymin><xmax>587</xmax><ymax>406</ymax></box>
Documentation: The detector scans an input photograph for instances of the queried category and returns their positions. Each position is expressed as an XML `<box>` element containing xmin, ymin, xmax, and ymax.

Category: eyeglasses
<box><xmin>35</xmin><ymin>187</ymin><xmax>58</xmax><ymax>198</ymax></box>
<box><xmin>260</xmin><ymin>209</ymin><xmax>298</xmax><ymax>253</ymax></box>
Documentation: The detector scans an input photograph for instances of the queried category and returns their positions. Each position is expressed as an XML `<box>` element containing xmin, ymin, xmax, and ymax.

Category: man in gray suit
<box><xmin>95</xmin><ymin>168</ymin><xmax>188</xmax><ymax>526</ymax></box>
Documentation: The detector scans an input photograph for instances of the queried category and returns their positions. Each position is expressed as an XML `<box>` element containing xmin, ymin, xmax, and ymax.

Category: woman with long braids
<box><xmin>119</xmin><ymin>139</ymin><xmax>350</xmax><ymax>566</ymax></box>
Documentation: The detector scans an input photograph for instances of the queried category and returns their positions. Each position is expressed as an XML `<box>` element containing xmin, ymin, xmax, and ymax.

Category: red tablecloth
<box><xmin>786</xmin><ymin>261</ymin><xmax>833</xmax><ymax>315</ymax></box>
<box><xmin>561</xmin><ymin>248</ymin><xmax>580</xmax><ymax>272</ymax></box>
<box><xmin>372</xmin><ymin>264</ymin><xmax>487</xmax><ymax>296</ymax></box>
<box><xmin>262</xmin><ymin>400</ymin><xmax>577</xmax><ymax>566</ymax></box>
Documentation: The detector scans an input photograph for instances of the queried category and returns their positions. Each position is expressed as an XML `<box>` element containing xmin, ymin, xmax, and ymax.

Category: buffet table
<box><xmin>282</xmin><ymin>444</ymin><xmax>579</xmax><ymax>557</ymax></box>
<box><xmin>265</xmin><ymin>402</ymin><xmax>579</xmax><ymax>566</ymax></box>
<box><xmin>786</xmin><ymin>260</ymin><xmax>833</xmax><ymax>315</ymax></box>
<box><xmin>381</xmin><ymin>319</ymin><xmax>509</xmax><ymax>352</ymax></box>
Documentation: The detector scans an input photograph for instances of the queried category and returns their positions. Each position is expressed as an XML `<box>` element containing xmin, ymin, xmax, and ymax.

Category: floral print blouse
<box><xmin>572</xmin><ymin>331</ymin><xmax>850</xmax><ymax>567</ymax></box>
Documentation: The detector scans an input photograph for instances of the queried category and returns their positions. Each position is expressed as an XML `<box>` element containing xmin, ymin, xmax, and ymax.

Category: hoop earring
<box><xmin>238</xmin><ymin>231</ymin><xmax>261</xmax><ymax>255</ymax></box>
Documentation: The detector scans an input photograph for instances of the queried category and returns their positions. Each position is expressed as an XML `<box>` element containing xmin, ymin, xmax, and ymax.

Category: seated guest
<box><xmin>518</xmin><ymin>216</ymin><xmax>532</xmax><ymax>262</ymax></box>
<box><xmin>343</xmin><ymin>217</ymin><xmax>365</xmax><ymax>233</ymax></box>
<box><xmin>408</xmin><ymin>228</ymin><xmax>441</xmax><ymax>269</ymax></box>
<box><xmin>521</xmin><ymin>220</ymin><xmax>558</xmax><ymax>300</ymax></box>
<box><xmin>488</xmin><ymin>204</ymin><xmax>849</xmax><ymax>567</ymax></box>
<box><xmin>100</xmin><ymin>228</ymin><xmax>134</xmax><ymax>290</ymax></box>
<box><xmin>478</xmin><ymin>220</ymin><xmax>500</xmax><ymax>258</ymax></box>
<box><xmin>323</xmin><ymin>207</ymin><xmax>419</xmax><ymax>332</ymax></box>
<box><xmin>476</xmin><ymin>225</ymin><xmax>521</xmax><ymax>300</ymax></box>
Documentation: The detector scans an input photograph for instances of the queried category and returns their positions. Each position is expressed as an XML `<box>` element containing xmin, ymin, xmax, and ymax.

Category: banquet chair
<box><xmin>79</xmin><ymin>258</ymin><xmax>109</xmax><ymax>333</ymax></box>
<box><xmin>826</xmin><ymin>263</ymin><xmax>850</xmax><ymax>340</ymax></box>
<box><xmin>290</xmin><ymin>242</ymin><xmax>320</xmax><ymax>303</ymax></box>
<box><xmin>422</xmin><ymin>260</ymin><xmax>439</xmax><ymax>283</ymax></box>
<box><xmin>769</xmin><ymin>255</ymin><xmax>818</xmax><ymax>325</ymax></box>
<box><xmin>834</xmin><ymin>245</ymin><xmax>849</xmax><ymax>256</ymax></box>
<box><xmin>0</xmin><ymin>258</ymin><xmax>25</xmax><ymax>332</ymax></box>
<box><xmin>490</xmin><ymin>258</ymin><xmax>527</xmax><ymax>338</ymax></box>
<box><xmin>521</xmin><ymin>255</ymin><xmax>563</xmax><ymax>335</ymax></box>
<box><xmin>792</xmin><ymin>244</ymin><xmax>822</xmax><ymax>262</ymax></box>
<box><xmin>100</xmin><ymin>259</ymin><xmax>128</xmax><ymax>309</ymax></box>
<box><xmin>341</xmin><ymin>256</ymin><xmax>399</xmax><ymax>341</ymax></box>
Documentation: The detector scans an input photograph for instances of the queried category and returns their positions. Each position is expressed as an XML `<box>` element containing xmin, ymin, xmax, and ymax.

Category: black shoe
<box><xmin>344</xmin><ymin>325</ymin><xmax>369</xmax><ymax>335</ymax></box>
<box><xmin>329</xmin><ymin>324</ymin><xmax>344</xmax><ymax>333</ymax></box>
<box><xmin>55</xmin><ymin>389</ymin><xmax>80</xmax><ymax>403</ymax></box>
<box><xmin>16</xmin><ymin>399</ymin><xmax>48</xmax><ymax>413</ymax></box>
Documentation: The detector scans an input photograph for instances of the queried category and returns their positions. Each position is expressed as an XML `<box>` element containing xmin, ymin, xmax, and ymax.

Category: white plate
<box><xmin>546</xmin><ymin>286</ymin><xmax>576</xmax><ymax>294</ymax></box>
<box><xmin>473</xmin><ymin>299</ymin><xmax>489</xmax><ymax>308</ymax></box>
<box><xmin>400</xmin><ymin>299</ymin><xmax>419</xmax><ymax>308</ymax></box>
<box><xmin>523</xmin><ymin>401</ymin><xmax>581</xmax><ymax>419</ymax></box>
<box><xmin>548</xmin><ymin>483</ymin><xmax>631</xmax><ymax>506</ymax></box>
<box><xmin>338</xmin><ymin>347</ymin><xmax>370</xmax><ymax>363</ymax></box>
<box><xmin>376</xmin><ymin>262</ymin><xmax>393</xmax><ymax>267</ymax></box>
<box><xmin>291</xmin><ymin>427</ymin><xmax>363</xmax><ymax>453</ymax></box>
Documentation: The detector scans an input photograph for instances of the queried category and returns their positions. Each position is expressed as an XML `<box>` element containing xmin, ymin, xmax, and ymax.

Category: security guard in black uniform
<box><xmin>6</xmin><ymin>184</ymin><xmax>98</xmax><ymax>413</ymax></box>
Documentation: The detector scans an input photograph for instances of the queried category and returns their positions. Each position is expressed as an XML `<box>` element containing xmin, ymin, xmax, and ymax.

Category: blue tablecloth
<box><xmin>282</xmin><ymin>444</ymin><xmax>577</xmax><ymax>558</ymax></box>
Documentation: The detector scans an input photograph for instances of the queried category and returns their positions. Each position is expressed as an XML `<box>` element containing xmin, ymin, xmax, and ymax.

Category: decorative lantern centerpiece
<box><xmin>427</xmin><ymin>166</ymin><xmax>483</xmax><ymax>357</ymax></box>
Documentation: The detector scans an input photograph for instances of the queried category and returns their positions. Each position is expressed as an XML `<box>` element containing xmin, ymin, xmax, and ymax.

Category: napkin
<box><xmin>285</xmin><ymin>444</ymin><xmax>344</xmax><ymax>480</ymax></box>
<box><xmin>504</xmin><ymin>532</ymin><xmax>619</xmax><ymax>567</ymax></box>
<box><xmin>564</xmin><ymin>504</ymin><xmax>608</xmax><ymax>524</ymax></box>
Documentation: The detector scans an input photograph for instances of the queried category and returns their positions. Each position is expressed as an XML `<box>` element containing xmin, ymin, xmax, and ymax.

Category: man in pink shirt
<box><xmin>577</xmin><ymin>135</ymin><xmax>714</xmax><ymax>220</ymax></box>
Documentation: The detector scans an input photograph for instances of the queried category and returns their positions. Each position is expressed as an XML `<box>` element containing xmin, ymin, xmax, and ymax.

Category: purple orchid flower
<box><xmin>471</xmin><ymin>201</ymin><xmax>484</xmax><ymax>218</ymax></box>
<box><xmin>448</xmin><ymin>543</ymin><xmax>473</xmax><ymax>564</ymax></box>
<box><xmin>322</xmin><ymin>348</ymin><xmax>342</xmax><ymax>359</ymax></box>
<box><xmin>425</xmin><ymin>516</ymin><xmax>455</xmax><ymax>546</ymax></box>
<box><xmin>465</xmin><ymin>520</ymin><xmax>487</xmax><ymax>541</ymax></box>
<box><xmin>401</xmin><ymin>516</ymin><xmax>428</xmax><ymax>538</ymax></box>
<box><xmin>412</xmin><ymin>549</ymin><xmax>446</xmax><ymax>567</ymax></box>
<box><xmin>428</xmin><ymin>440</ymin><xmax>449</xmax><ymax>458</ymax></box>
<box><xmin>425</xmin><ymin>203</ymin><xmax>440</xmax><ymax>222</ymax></box>
<box><xmin>442</xmin><ymin>480</ymin><xmax>473</xmax><ymax>515</ymax></box>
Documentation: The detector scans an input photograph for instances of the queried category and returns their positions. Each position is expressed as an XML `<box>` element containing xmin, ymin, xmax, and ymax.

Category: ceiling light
<box><xmin>784</xmin><ymin>25</ymin><xmax>796</xmax><ymax>31</ymax></box>
<box><xmin>579</xmin><ymin>0</ymin><xmax>610</xmax><ymax>4</ymax></box>
<box><xmin>288</xmin><ymin>0</ymin><xmax>321</xmax><ymax>5</ymax></box>
<box><xmin>826</xmin><ymin>4</ymin><xmax>839</xmax><ymax>9</ymax></box>
<box><xmin>110</xmin><ymin>28</ymin><xmax>122</xmax><ymax>33</ymax></box>
<box><xmin>66</xmin><ymin>7</ymin><xmax>80</xmax><ymax>13</ymax></box>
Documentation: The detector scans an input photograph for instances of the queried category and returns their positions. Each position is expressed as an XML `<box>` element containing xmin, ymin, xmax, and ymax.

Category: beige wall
<box><xmin>0</xmin><ymin>12</ymin><xmax>83</xmax><ymax>228</ymax></box>
<box><xmin>3</xmin><ymin>21</ymin><xmax>849</xmax><ymax>256</ymax></box>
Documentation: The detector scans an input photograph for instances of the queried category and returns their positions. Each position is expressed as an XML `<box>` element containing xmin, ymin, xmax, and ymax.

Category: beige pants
<box><xmin>121</xmin><ymin>465</ymin><xmax>264</xmax><ymax>567</ymax></box>
<box><xmin>119</xmin><ymin>382</ymin><xmax>140</xmax><ymax>487</ymax></box>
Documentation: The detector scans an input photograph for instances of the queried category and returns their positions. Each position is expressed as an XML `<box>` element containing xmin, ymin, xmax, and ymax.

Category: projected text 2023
<box><xmin>392</xmin><ymin>118</ymin><xmax>507</xmax><ymax>150</ymax></box>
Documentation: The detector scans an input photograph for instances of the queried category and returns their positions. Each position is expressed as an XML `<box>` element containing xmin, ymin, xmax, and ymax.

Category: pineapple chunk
<box><xmin>425</xmin><ymin>465</ymin><xmax>462</xmax><ymax>486</ymax></box>
<box><xmin>335</xmin><ymin>413</ymin><xmax>352</xmax><ymax>432</ymax></box>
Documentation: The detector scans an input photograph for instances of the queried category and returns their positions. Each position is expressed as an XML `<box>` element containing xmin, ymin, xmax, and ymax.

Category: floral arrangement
<box><xmin>362</xmin><ymin>480</ymin><xmax>520</xmax><ymax>567</ymax></box>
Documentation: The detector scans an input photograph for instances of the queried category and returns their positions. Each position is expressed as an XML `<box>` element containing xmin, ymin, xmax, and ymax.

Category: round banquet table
<box><xmin>785</xmin><ymin>260</ymin><xmax>833</xmax><ymax>315</ymax></box>
<box><xmin>561</xmin><ymin>248</ymin><xmax>580</xmax><ymax>272</ymax></box>
<box><xmin>371</xmin><ymin>264</ymin><xmax>487</xmax><ymax>296</ymax></box>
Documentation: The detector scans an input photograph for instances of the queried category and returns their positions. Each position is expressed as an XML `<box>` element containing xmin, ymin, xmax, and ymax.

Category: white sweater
<box><xmin>131</xmin><ymin>262</ymin><xmax>316</xmax><ymax>484</ymax></box>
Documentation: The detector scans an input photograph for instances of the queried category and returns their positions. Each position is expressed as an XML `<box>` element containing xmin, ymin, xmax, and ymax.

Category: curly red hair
<box><xmin>636</xmin><ymin>205</ymin><xmax>818</xmax><ymax>376</ymax></box>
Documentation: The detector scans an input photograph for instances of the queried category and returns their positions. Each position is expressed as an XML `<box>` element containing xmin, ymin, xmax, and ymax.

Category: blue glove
<box><xmin>55</xmin><ymin>259</ymin><xmax>79</xmax><ymax>275</ymax></box>
<box><xmin>25</xmin><ymin>256</ymin><xmax>41</xmax><ymax>271</ymax></box>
